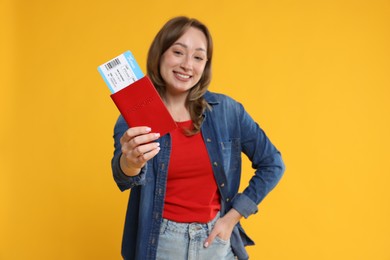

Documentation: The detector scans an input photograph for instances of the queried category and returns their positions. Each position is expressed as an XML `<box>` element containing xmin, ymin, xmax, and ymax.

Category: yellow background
<box><xmin>1</xmin><ymin>0</ymin><xmax>389</xmax><ymax>259</ymax></box>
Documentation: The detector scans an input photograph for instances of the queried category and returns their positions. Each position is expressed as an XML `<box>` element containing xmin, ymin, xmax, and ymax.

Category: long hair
<box><xmin>147</xmin><ymin>16</ymin><xmax>213</xmax><ymax>135</ymax></box>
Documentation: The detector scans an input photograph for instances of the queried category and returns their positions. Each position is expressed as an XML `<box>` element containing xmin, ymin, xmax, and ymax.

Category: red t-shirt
<box><xmin>163</xmin><ymin>120</ymin><xmax>221</xmax><ymax>223</ymax></box>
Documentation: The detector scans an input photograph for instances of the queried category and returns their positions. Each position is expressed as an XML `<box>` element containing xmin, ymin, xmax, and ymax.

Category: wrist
<box><xmin>224</xmin><ymin>208</ymin><xmax>242</xmax><ymax>226</ymax></box>
<box><xmin>120</xmin><ymin>154</ymin><xmax>141</xmax><ymax>177</ymax></box>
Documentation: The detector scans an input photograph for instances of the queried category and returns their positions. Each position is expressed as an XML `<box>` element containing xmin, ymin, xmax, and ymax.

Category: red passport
<box><xmin>110</xmin><ymin>76</ymin><xmax>177</xmax><ymax>136</ymax></box>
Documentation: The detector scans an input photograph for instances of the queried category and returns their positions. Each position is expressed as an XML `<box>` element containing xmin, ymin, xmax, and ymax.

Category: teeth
<box><xmin>176</xmin><ymin>73</ymin><xmax>190</xmax><ymax>79</ymax></box>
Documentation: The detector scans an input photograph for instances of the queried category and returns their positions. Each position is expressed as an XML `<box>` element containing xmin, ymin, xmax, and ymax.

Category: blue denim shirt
<box><xmin>111</xmin><ymin>91</ymin><xmax>285</xmax><ymax>260</ymax></box>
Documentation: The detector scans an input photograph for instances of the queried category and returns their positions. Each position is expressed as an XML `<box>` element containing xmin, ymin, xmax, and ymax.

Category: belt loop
<box><xmin>207</xmin><ymin>212</ymin><xmax>220</xmax><ymax>235</ymax></box>
<box><xmin>207</xmin><ymin>221</ymin><xmax>213</xmax><ymax>236</ymax></box>
<box><xmin>160</xmin><ymin>218</ymin><xmax>168</xmax><ymax>234</ymax></box>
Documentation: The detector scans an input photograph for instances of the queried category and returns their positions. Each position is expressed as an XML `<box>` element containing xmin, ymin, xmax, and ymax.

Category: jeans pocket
<box><xmin>214</xmin><ymin>236</ymin><xmax>230</xmax><ymax>245</ymax></box>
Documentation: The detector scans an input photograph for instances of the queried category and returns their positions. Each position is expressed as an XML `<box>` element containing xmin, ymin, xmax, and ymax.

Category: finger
<box><xmin>122</xmin><ymin>141</ymin><xmax>160</xmax><ymax>168</ymax></box>
<box><xmin>137</xmin><ymin>146</ymin><xmax>161</xmax><ymax>163</ymax></box>
<box><xmin>130</xmin><ymin>132</ymin><xmax>160</xmax><ymax>148</ymax></box>
<box><xmin>132</xmin><ymin>142</ymin><xmax>160</xmax><ymax>157</ymax></box>
<box><xmin>121</xmin><ymin>126</ymin><xmax>152</xmax><ymax>143</ymax></box>
<box><xmin>204</xmin><ymin>229</ymin><xmax>218</xmax><ymax>248</ymax></box>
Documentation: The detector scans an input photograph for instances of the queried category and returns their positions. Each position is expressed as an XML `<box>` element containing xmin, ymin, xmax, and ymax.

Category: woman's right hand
<box><xmin>119</xmin><ymin>126</ymin><xmax>160</xmax><ymax>176</ymax></box>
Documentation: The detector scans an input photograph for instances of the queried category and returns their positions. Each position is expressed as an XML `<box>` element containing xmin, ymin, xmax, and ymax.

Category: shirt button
<box><xmin>226</xmin><ymin>198</ymin><xmax>230</xmax><ymax>202</ymax></box>
<box><xmin>220</xmin><ymin>183</ymin><xmax>225</xmax><ymax>187</ymax></box>
<box><xmin>213</xmin><ymin>162</ymin><xmax>218</xmax><ymax>166</ymax></box>
<box><xmin>206</xmin><ymin>138</ymin><xmax>212</xmax><ymax>143</ymax></box>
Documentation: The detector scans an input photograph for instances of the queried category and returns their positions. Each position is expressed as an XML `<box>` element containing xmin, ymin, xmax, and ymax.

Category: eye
<box><xmin>173</xmin><ymin>50</ymin><xmax>183</xmax><ymax>56</ymax></box>
<box><xmin>194</xmin><ymin>56</ymin><xmax>204</xmax><ymax>61</ymax></box>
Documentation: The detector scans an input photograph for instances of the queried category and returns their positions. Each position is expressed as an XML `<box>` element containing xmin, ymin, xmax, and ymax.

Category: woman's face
<box><xmin>160</xmin><ymin>27</ymin><xmax>208</xmax><ymax>97</ymax></box>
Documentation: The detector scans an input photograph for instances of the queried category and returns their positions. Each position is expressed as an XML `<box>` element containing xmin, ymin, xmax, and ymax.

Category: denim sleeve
<box><xmin>111</xmin><ymin>115</ymin><xmax>147</xmax><ymax>191</ymax></box>
<box><xmin>232</xmin><ymin>103</ymin><xmax>285</xmax><ymax>218</ymax></box>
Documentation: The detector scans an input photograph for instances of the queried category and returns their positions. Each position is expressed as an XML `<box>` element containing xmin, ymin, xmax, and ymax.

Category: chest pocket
<box><xmin>220</xmin><ymin>138</ymin><xmax>241</xmax><ymax>172</ymax></box>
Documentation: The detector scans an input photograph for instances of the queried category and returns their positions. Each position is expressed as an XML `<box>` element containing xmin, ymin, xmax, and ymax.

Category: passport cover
<box><xmin>110</xmin><ymin>76</ymin><xmax>177</xmax><ymax>136</ymax></box>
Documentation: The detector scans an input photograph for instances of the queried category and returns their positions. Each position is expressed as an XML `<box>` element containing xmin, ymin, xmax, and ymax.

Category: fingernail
<box><xmin>155</xmin><ymin>133</ymin><xmax>160</xmax><ymax>138</ymax></box>
<box><xmin>145</xmin><ymin>127</ymin><xmax>152</xmax><ymax>132</ymax></box>
<box><xmin>204</xmin><ymin>242</ymin><xmax>209</xmax><ymax>248</ymax></box>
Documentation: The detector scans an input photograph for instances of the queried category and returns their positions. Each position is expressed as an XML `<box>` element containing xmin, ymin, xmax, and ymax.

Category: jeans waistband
<box><xmin>161</xmin><ymin>211</ymin><xmax>220</xmax><ymax>235</ymax></box>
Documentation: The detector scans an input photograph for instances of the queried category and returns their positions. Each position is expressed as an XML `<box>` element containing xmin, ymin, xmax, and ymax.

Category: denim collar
<box><xmin>204</xmin><ymin>91</ymin><xmax>220</xmax><ymax>106</ymax></box>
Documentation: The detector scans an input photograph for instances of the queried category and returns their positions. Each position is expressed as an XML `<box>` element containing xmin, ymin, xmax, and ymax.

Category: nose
<box><xmin>180</xmin><ymin>55</ymin><xmax>193</xmax><ymax>71</ymax></box>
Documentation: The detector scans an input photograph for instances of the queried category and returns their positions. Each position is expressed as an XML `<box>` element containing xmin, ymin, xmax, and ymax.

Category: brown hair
<box><xmin>147</xmin><ymin>16</ymin><xmax>213</xmax><ymax>135</ymax></box>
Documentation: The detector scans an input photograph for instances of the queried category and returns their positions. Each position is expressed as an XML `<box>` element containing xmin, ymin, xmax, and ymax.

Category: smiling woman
<box><xmin>110</xmin><ymin>16</ymin><xmax>285</xmax><ymax>260</ymax></box>
<box><xmin>158</xmin><ymin>27</ymin><xmax>209</xmax><ymax>122</ymax></box>
<box><xmin>147</xmin><ymin>17</ymin><xmax>214</xmax><ymax>134</ymax></box>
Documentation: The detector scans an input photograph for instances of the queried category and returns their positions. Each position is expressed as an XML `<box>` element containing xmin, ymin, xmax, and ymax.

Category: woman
<box><xmin>111</xmin><ymin>16</ymin><xmax>285</xmax><ymax>260</ymax></box>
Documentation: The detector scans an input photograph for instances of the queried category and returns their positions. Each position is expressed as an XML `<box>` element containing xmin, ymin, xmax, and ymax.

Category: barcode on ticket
<box><xmin>105</xmin><ymin>58</ymin><xmax>121</xmax><ymax>70</ymax></box>
<box><xmin>98</xmin><ymin>51</ymin><xmax>144</xmax><ymax>93</ymax></box>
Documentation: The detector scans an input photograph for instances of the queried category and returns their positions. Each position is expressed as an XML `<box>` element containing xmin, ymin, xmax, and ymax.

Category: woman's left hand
<box><xmin>203</xmin><ymin>208</ymin><xmax>242</xmax><ymax>248</ymax></box>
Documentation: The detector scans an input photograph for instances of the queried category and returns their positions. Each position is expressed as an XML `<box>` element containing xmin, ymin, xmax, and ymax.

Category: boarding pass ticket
<box><xmin>98</xmin><ymin>51</ymin><xmax>144</xmax><ymax>93</ymax></box>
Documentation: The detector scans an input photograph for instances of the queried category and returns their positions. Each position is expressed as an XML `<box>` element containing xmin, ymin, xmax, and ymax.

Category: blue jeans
<box><xmin>156</xmin><ymin>212</ymin><xmax>236</xmax><ymax>260</ymax></box>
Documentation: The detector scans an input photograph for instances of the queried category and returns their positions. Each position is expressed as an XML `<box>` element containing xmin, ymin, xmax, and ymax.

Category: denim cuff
<box><xmin>112</xmin><ymin>153</ymin><xmax>147</xmax><ymax>191</ymax></box>
<box><xmin>231</xmin><ymin>193</ymin><xmax>258</xmax><ymax>218</ymax></box>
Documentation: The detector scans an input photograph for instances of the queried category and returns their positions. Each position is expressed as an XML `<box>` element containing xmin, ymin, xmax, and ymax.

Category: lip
<box><xmin>173</xmin><ymin>71</ymin><xmax>192</xmax><ymax>80</ymax></box>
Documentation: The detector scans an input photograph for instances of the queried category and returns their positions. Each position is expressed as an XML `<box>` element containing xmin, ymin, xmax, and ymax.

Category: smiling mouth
<box><xmin>174</xmin><ymin>72</ymin><xmax>192</xmax><ymax>79</ymax></box>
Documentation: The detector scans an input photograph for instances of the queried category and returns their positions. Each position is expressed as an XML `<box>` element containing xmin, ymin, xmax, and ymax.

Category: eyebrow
<box><xmin>173</xmin><ymin>42</ymin><xmax>207</xmax><ymax>52</ymax></box>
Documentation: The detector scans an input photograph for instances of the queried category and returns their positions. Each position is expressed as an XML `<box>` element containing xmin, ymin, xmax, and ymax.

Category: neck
<box><xmin>163</xmin><ymin>94</ymin><xmax>191</xmax><ymax>122</ymax></box>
